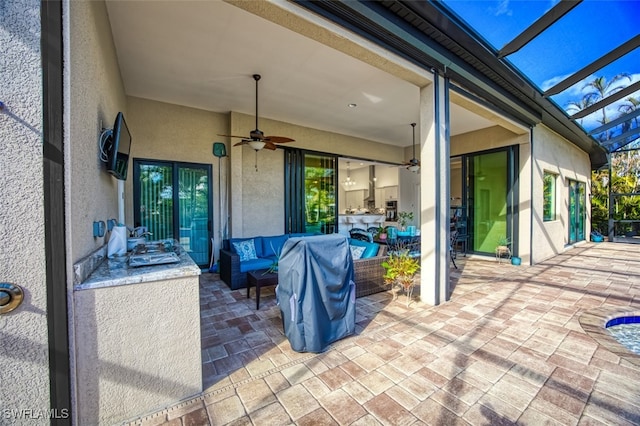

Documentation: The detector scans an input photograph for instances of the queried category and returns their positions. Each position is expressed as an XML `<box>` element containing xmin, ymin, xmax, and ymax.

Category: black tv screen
<box><xmin>106</xmin><ymin>112</ymin><xmax>132</xmax><ymax>180</ymax></box>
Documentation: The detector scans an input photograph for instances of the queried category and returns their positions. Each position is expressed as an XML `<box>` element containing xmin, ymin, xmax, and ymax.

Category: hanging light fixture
<box><xmin>342</xmin><ymin>161</ymin><xmax>356</xmax><ymax>187</ymax></box>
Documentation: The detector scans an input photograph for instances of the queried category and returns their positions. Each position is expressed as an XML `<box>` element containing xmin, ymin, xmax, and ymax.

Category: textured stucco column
<box><xmin>419</xmin><ymin>74</ymin><xmax>450</xmax><ymax>306</ymax></box>
<box><xmin>0</xmin><ymin>0</ymin><xmax>52</xmax><ymax>420</ymax></box>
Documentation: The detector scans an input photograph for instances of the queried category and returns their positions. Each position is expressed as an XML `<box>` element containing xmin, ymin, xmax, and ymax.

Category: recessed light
<box><xmin>348</xmin><ymin>103</ymin><xmax>357</xmax><ymax>108</ymax></box>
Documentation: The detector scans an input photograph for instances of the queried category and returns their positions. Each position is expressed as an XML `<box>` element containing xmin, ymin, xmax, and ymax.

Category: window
<box><xmin>543</xmin><ymin>172</ymin><xmax>557</xmax><ymax>221</ymax></box>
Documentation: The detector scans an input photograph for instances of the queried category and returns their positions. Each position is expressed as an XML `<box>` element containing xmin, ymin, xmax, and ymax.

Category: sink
<box><xmin>129</xmin><ymin>240</ymin><xmax>181</xmax><ymax>267</ymax></box>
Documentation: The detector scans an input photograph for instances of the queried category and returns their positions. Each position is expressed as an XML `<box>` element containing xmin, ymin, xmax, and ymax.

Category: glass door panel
<box><xmin>304</xmin><ymin>154</ymin><xmax>336</xmax><ymax>234</ymax></box>
<box><xmin>138</xmin><ymin>163</ymin><xmax>174</xmax><ymax>240</ymax></box>
<box><xmin>178</xmin><ymin>166</ymin><xmax>210</xmax><ymax>265</ymax></box>
<box><xmin>470</xmin><ymin>150</ymin><xmax>509</xmax><ymax>253</ymax></box>
<box><xmin>568</xmin><ymin>180</ymin><xmax>586</xmax><ymax>244</ymax></box>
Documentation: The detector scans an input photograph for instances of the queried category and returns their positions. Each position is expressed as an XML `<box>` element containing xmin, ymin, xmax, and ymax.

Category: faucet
<box><xmin>132</xmin><ymin>226</ymin><xmax>152</xmax><ymax>238</ymax></box>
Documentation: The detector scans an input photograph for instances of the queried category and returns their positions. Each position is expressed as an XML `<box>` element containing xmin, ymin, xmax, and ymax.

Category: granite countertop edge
<box><xmin>74</xmin><ymin>252</ymin><xmax>201</xmax><ymax>291</ymax></box>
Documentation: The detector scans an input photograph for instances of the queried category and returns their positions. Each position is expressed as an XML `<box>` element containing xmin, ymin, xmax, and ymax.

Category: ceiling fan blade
<box><xmin>402</xmin><ymin>159</ymin><xmax>421</xmax><ymax>166</ymax></box>
<box><xmin>233</xmin><ymin>141</ymin><xmax>249</xmax><ymax>147</ymax></box>
<box><xmin>264</xmin><ymin>136</ymin><xmax>295</xmax><ymax>143</ymax></box>
<box><xmin>264</xmin><ymin>142</ymin><xmax>278</xmax><ymax>150</ymax></box>
<box><xmin>218</xmin><ymin>134</ymin><xmax>249</xmax><ymax>139</ymax></box>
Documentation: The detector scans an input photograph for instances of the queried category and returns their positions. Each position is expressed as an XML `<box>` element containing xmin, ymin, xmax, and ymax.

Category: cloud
<box><xmin>540</xmin><ymin>73</ymin><xmax>574</xmax><ymax>92</ymax></box>
<box><xmin>490</xmin><ymin>0</ymin><xmax>512</xmax><ymax>17</ymax></box>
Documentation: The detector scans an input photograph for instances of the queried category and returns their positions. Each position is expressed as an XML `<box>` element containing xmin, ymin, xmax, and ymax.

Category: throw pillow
<box><xmin>232</xmin><ymin>239</ymin><xmax>258</xmax><ymax>262</ymax></box>
<box><xmin>350</xmin><ymin>245</ymin><xmax>366</xmax><ymax>260</ymax></box>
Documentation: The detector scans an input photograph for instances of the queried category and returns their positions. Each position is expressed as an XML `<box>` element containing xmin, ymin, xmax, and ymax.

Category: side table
<box><xmin>247</xmin><ymin>269</ymin><xmax>278</xmax><ymax>310</ymax></box>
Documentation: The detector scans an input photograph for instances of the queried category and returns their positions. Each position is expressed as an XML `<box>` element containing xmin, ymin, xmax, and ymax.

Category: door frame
<box><xmin>460</xmin><ymin>145</ymin><xmax>519</xmax><ymax>256</ymax></box>
<box><xmin>133</xmin><ymin>159</ymin><xmax>213</xmax><ymax>267</ymax></box>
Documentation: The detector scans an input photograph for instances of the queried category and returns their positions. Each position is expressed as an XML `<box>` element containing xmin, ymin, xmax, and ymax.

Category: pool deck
<box><xmin>126</xmin><ymin>241</ymin><xmax>640</xmax><ymax>425</ymax></box>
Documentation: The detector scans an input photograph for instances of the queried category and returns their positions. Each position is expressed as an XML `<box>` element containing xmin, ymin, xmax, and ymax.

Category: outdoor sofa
<box><xmin>220</xmin><ymin>233</ymin><xmax>388</xmax><ymax>297</ymax></box>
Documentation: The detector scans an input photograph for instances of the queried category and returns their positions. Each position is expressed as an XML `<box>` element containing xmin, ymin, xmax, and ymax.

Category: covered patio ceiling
<box><xmin>104</xmin><ymin>1</ymin><xmax>500</xmax><ymax>152</ymax></box>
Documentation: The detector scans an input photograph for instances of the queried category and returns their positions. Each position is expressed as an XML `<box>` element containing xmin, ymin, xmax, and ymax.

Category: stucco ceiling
<box><xmin>105</xmin><ymin>0</ymin><xmax>495</xmax><ymax>149</ymax></box>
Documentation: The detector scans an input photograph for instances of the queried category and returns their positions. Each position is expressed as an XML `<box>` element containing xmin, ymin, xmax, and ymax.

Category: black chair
<box><xmin>450</xmin><ymin>230</ymin><xmax>458</xmax><ymax>269</ymax></box>
<box><xmin>351</xmin><ymin>232</ymin><xmax>373</xmax><ymax>243</ymax></box>
<box><xmin>350</xmin><ymin>228</ymin><xmax>373</xmax><ymax>243</ymax></box>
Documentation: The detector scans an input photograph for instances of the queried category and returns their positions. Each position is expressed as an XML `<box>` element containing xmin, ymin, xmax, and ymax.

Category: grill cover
<box><xmin>276</xmin><ymin>234</ymin><xmax>355</xmax><ymax>353</ymax></box>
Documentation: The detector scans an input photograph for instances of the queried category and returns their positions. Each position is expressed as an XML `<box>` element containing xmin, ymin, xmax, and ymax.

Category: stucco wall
<box><xmin>0</xmin><ymin>0</ymin><xmax>51</xmax><ymax>421</ymax></box>
<box><xmin>450</xmin><ymin>125</ymin><xmax>528</xmax><ymax>156</ymax></box>
<box><xmin>68</xmin><ymin>0</ymin><xmax>127</xmax><ymax>264</ymax></box>
<box><xmin>123</xmin><ymin>97</ymin><xmax>230</xmax><ymax>257</ymax></box>
<box><xmin>74</xmin><ymin>276</ymin><xmax>201</xmax><ymax>425</ymax></box>
<box><xmin>532</xmin><ymin>124</ymin><xmax>591</xmax><ymax>262</ymax></box>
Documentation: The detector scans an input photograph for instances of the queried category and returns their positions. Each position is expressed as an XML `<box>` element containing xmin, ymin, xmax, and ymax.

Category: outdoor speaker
<box><xmin>213</xmin><ymin>142</ymin><xmax>227</xmax><ymax>158</ymax></box>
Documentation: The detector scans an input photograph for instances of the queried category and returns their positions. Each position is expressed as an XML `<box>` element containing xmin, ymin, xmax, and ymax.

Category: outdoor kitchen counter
<box><xmin>73</xmin><ymin>248</ymin><xmax>200</xmax><ymax>291</ymax></box>
<box><xmin>72</xmin><ymin>245</ymin><xmax>202</xmax><ymax>424</ymax></box>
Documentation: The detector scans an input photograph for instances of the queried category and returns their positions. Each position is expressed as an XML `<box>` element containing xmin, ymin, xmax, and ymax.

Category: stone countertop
<box><xmin>74</xmin><ymin>248</ymin><xmax>201</xmax><ymax>291</ymax></box>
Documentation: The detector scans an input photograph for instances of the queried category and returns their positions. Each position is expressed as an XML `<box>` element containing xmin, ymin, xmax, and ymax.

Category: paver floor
<box><xmin>125</xmin><ymin>242</ymin><xmax>640</xmax><ymax>425</ymax></box>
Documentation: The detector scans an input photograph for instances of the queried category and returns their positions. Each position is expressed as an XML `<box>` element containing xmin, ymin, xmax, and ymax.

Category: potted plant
<box><xmin>381</xmin><ymin>249</ymin><xmax>420</xmax><ymax>306</ymax></box>
<box><xmin>495</xmin><ymin>236</ymin><xmax>511</xmax><ymax>262</ymax></box>
<box><xmin>397</xmin><ymin>211</ymin><xmax>414</xmax><ymax>231</ymax></box>
<box><xmin>374</xmin><ymin>225</ymin><xmax>387</xmax><ymax>241</ymax></box>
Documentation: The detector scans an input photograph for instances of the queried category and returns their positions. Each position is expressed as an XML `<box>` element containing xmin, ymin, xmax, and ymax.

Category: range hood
<box><xmin>363</xmin><ymin>165</ymin><xmax>376</xmax><ymax>208</ymax></box>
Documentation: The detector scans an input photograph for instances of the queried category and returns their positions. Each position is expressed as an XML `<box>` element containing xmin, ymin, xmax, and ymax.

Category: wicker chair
<box><xmin>353</xmin><ymin>245</ymin><xmax>389</xmax><ymax>298</ymax></box>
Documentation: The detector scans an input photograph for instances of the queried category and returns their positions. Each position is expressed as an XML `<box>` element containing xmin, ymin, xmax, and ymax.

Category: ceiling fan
<box><xmin>403</xmin><ymin>122</ymin><xmax>420</xmax><ymax>173</ymax></box>
<box><xmin>218</xmin><ymin>74</ymin><xmax>295</xmax><ymax>152</ymax></box>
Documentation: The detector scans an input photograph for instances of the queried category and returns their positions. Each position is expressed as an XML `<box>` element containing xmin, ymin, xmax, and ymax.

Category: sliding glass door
<box><xmin>568</xmin><ymin>180</ymin><xmax>586</xmax><ymax>244</ymax></box>
<box><xmin>134</xmin><ymin>160</ymin><xmax>212</xmax><ymax>267</ymax></box>
<box><xmin>285</xmin><ymin>149</ymin><xmax>337</xmax><ymax>234</ymax></box>
<box><xmin>463</xmin><ymin>147</ymin><xmax>517</xmax><ymax>255</ymax></box>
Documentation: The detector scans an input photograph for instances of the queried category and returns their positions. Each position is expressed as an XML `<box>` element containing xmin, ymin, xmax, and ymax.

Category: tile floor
<box><xmin>126</xmin><ymin>242</ymin><xmax>640</xmax><ymax>425</ymax></box>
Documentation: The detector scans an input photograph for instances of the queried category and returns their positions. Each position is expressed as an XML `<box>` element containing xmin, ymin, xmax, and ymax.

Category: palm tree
<box><xmin>618</xmin><ymin>96</ymin><xmax>640</xmax><ymax>134</ymax></box>
<box><xmin>582</xmin><ymin>74</ymin><xmax>632</xmax><ymax>125</ymax></box>
<box><xmin>566</xmin><ymin>97</ymin><xmax>594</xmax><ymax>127</ymax></box>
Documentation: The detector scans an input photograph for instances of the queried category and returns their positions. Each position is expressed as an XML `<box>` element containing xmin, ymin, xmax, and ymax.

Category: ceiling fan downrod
<box><xmin>251</xmin><ymin>74</ymin><xmax>262</xmax><ymax>140</ymax></box>
<box><xmin>411</xmin><ymin>122</ymin><xmax>416</xmax><ymax>160</ymax></box>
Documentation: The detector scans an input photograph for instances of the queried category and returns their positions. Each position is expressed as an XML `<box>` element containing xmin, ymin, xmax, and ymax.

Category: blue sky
<box><xmin>443</xmin><ymin>0</ymin><xmax>640</xmax><ymax>134</ymax></box>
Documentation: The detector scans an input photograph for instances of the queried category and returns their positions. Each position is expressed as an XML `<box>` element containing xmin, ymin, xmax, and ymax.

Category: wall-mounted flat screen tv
<box><xmin>106</xmin><ymin>112</ymin><xmax>132</xmax><ymax>180</ymax></box>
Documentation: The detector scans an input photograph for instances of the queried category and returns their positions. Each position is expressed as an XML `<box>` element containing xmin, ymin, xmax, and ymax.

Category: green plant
<box><xmin>496</xmin><ymin>236</ymin><xmax>511</xmax><ymax>247</ymax></box>
<box><xmin>381</xmin><ymin>249</ymin><xmax>420</xmax><ymax>306</ymax></box>
<box><xmin>374</xmin><ymin>226</ymin><xmax>387</xmax><ymax>240</ymax></box>
<box><xmin>263</xmin><ymin>243</ymin><xmax>282</xmax><ymax>275</ymax></box>
<box><xmin>397</xmin><ymin>211</ymin><xmax>414</xmax><ymax>229</ymax></box>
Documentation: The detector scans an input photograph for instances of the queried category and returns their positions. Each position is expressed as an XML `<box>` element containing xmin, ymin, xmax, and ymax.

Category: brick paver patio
<box><xmin>126</xmin><ymin>242</ymin><xmax>640</xmax><ymax>425</ymax></box>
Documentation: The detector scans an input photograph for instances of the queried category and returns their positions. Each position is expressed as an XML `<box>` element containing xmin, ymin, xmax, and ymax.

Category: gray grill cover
<box><xmin>276</xmin><ymin>234</ymin><xmax>355</xmax><ymax>353</ymax></box>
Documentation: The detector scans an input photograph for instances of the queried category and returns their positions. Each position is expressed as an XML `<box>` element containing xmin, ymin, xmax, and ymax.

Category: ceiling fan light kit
<box><xmin>216</xmin><ymin>74</ymin><xmax>295</xmax><ymax>170</ymax></box>
<box><xmin>248</xmin><ymin>141</ymin><xmax>266</xmax><ymax>151</ymax></box>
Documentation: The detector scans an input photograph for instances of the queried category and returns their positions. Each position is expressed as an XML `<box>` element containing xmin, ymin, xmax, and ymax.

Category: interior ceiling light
<box><xmin>348</xmin><ymin>103</ymin><xmax>357</xmax><ymax>108</ymax></box>
<box><xmin>342</xmin><ymin>161</ymin><xmax>356</xmax><ymax>187</ymax></box>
